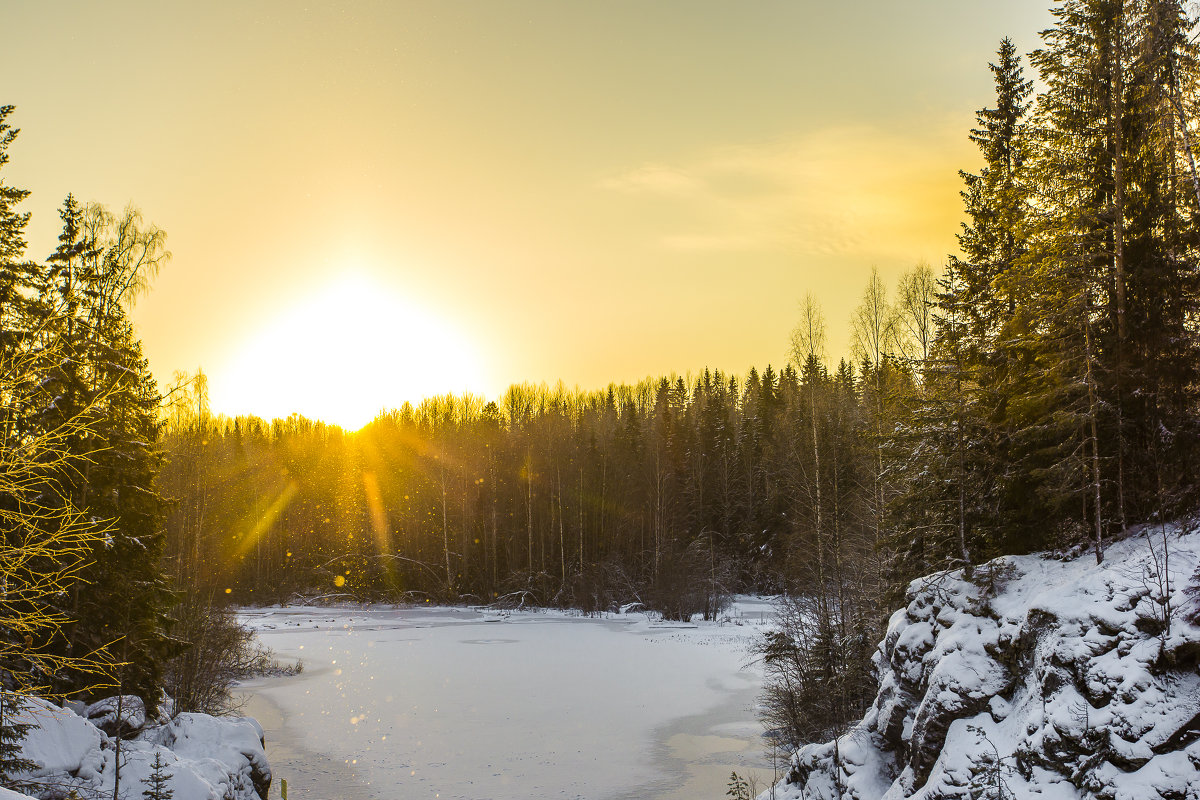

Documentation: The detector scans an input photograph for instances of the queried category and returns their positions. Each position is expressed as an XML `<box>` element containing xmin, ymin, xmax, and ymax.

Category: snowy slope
<box><xmin>10</xmin><ymin>695</ymin><xmax>271</xmax><ymax>800</ymax></box>
<box><xmin>765</xmin><ymin>523</ymin><xmax>1200</xmax><ymax>800</ymax></box>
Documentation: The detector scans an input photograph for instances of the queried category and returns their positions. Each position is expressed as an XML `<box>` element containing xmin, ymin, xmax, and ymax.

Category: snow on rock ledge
<box><xmin>765</xmin><ymin>523</ymin><xmax>1200</xmax><ymax>800</ymax></box>
<box><xmin>13</xmin><ymin>695</ymin><xmax>271</xmax><ymax>800</ymax></box>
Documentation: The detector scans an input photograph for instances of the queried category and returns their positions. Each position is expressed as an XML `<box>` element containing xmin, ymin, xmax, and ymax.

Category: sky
<box><xmin>4</xmin><ymin>1</ymin><xmax>1054</xmax><ymax>428</ymax></box>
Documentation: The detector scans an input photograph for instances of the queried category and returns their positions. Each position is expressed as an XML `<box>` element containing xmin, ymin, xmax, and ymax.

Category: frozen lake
<box><xmin>237</xmin><ymin>601</ymin><xmax>775</xmax><ymax>800</ymax></box>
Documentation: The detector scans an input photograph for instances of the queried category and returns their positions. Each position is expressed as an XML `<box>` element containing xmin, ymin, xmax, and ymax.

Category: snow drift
<box><xmin>765</xmin><ymin>523</ymin><xmax>1200</xmax><ymax>799</ymax></box>
<box><xmin>10</xmin><ymin>695</ymin><xmax>270</xmax><ymax>800</ymax></box>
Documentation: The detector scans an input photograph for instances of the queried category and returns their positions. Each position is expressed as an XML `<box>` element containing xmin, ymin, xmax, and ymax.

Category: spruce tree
<box><xmin>0</xmin><ymin>107</ymin><xmax>113</xmax><ymax>784</ymax></box>
<box><xmin>0</xmin><ymin>105</ymin><xmax>36</xmax><ymax>368</ymax></box>
<box><xmin>0</xmin><ymin>108</ymin><xmax>42</xmax><ymax>782</ymax></box>
<box><xmin>0</xmin><ymin>690</ymin><xmax>36</xmax><ymax>789</ymax></box>
<box><xmin>1119</xmin><ymin>0</ymin><xmax>1200</xmax><ymax>518</ymax></box>
<box><xmin>893</xmin><ymin>260</ymin><xmax>992</xmax><ymax>579</ymax></box>
<box><xmin>949</xmin><ymin>37</ymin><xmax>1034</xmax><ymax>557</ymax></box>
<box><xmin>1009</xmin><ymin>0</ymin><xmax>1200</xmax><ymax>554</ymax></box>
<box><xmin>34</xmin><ymin>202</ymin><xmax>175</xmax><ymax>712</ymax></box>
<box><xmin>959</xmin><ymin>37</ymin><xmax>1033</xmax><ymax>333</ymax></box>
<box><xmin>141</xmin><ymin>750</ymin><xmax>174</xmax><ymax>800</ymax></box>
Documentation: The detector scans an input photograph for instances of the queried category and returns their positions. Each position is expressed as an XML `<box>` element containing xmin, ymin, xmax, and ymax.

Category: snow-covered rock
<box><xmin>11</xmin><ymin>695</ymin><xmax>271</xmax><ymax>800</ymax></box>
<box><xmin>764</xmin><ymin>522</ymin><xmax>1200</xmax><ymax>800</ymax></box>
<box><xmin>84</xmin><ymin>694</ymin><xmax>147</xmax><ymax>736</ymax></box>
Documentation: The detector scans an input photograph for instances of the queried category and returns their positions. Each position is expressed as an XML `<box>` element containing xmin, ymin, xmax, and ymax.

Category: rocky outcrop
<box><xmin>82</xmin><ymin>695</ymin><xmax>150</xmax><ymax>737</ymax></box>
<box><xmin>12</xmin><ymin>695</ymin><xmax>271</xmax><ymax>800</ymax></box>
<box><xmin>766</xmin><ymin>523</ymin><xmax>1200</xmax><ymax>800</ymax></box>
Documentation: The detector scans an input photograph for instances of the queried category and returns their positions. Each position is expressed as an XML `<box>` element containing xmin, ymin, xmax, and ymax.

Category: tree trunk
<box><xmin>1084</xmin><ymin>300</ymin><xmax>1105</xmax><ymax>564</ymax></box>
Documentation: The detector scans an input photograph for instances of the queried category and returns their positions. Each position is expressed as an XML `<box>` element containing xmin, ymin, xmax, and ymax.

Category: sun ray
<box><xmin>235</xmin><ymin>481</ymin><xmax>299</xmax><ymax>560</ymax></box>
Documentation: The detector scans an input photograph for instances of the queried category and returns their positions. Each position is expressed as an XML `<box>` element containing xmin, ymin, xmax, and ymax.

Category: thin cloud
<box><xmin>597</xmin><ymin>164</ymin><xmax>704</xmax><ymax>195</ymax></box>
<box><xmin>599</xmin><ymin>119</ymin><xmax>974</xmax><ymax>262</ymax></box>
<box><xmin>660</xmin><ymin>233</ymin><xmax>759</xmax><ymax>252</ymax></box>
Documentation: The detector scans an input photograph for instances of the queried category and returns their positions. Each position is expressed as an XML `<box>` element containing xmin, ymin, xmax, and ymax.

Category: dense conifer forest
<box><xmin>4</xmin><ymin>0</ymin><xmax>1200</xmax><ymax>777</ymax></box>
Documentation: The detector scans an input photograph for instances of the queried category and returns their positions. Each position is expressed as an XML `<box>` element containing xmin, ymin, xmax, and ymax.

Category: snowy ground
<box><xmin>237</xmin><ymin>597</ymin><xmax>775</xmax><ymax>800</ymax></box>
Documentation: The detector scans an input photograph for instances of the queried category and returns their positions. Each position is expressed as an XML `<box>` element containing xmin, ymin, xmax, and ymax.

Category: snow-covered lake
<box><xmin>238</xmin><ymin>600</ymin><xmax>775</xmax><ymax>800</ymax></box>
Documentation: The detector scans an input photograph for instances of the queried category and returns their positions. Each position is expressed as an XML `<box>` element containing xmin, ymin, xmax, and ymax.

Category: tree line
<box><xmin>162</xmin><ymin>354</ymin><xmax>899</xmax><ymax>614</ymax></box>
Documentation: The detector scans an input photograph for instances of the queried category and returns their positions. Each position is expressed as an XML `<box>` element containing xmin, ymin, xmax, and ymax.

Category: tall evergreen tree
<box><xmin>959</xmin><ymin>37</ymin><xmax>1035</xmax><ymax>554</ymax></box>
<box><xmin>1011</xmin><ymin>0</ymin><xmax>1200</xmax><ymax>556</ymax></box>
<box><xmin>1028</xmin><ymin>0</ymin><xmax>1131</xmax><ymax>555</ymax></box>
<box><xmin>1119</xmin><ymin>0</ymin><xmax>1200</xmax><ymax>517</ymax></box>
<box><xmin>959</xmin><ymin>37</ymin><xmax>1034</xmax><ymax>336</ymax></box>
<box><xmin>0</xmin><ymin>106</ymin><xmax>36</xmax><ymax>369</ymax></box>
<box><xmin>35</xmin><ymin>202</ymin><xmax>174</xmax><ymax>711</ymax></box>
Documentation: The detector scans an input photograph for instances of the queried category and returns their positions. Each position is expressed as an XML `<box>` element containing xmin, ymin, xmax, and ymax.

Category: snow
<box><xmin>84</xmin><ymin>694</ymin><xmax>149</xmax><ymax>733</ymax></box>
<box><xmin>11</xmin><ymin>694</ymin><xmax>270</xmax><ymax>800</ymax></box>
<box><xmin>764</xmin><ymin>522</ymin><xmax>1200</xmax><ymax>800</ymax></box>
<box><xmin>237</xmin><ymin>597</ymin><xmax>774</xmax><ymax>800</ymax></box>
<box><xmin>16</xmin><ymin>700</ymin><xmax>103</xmax><ymax>778</ymax></box>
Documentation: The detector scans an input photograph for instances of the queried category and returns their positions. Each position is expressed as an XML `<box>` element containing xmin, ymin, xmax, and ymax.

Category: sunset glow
<box><xmin>6</xmin><ymin>1</ymin><xmax>1055</xmax><ymax>413</ymax></box>
<box><xmin>209</xmin><ymin>274</ymin><xmax>487</xmax><ymax>429</ymax></box>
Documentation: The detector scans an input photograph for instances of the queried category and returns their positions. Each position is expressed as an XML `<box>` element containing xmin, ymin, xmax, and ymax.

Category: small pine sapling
<box><xmin>1138</xmin><ymin>517</ymin><xmax>1176</xmax><ymax>653</ymax></box>
<box><xmin>1183</xmin><ymin>561</ymin><xmax>1200</xmax><ymax>627</ymax></box>
<box><xmin>0</xmin><ymin>688</ymin><xmax>37</xmax><ymax>789</ymax></box>
<box><xmin>141</xmin><ymin>751</ymin><xmax>174</xmax><ymax>800</ymax></box>
<box><xmin>966</xmin><ymin>725</ymin><xmax>1014</xmax><ymax>800</ymax></box>
<box><xmin>725</xmin><ymin>771</ymin><xmax>751</xmax><ymax>800</ymax></box>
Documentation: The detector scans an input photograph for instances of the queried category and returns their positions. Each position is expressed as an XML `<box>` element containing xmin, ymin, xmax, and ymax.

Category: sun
<box><xmin>210</xmin><ymin>273</ymin><xmax>488</xmax><ymax>430</ymax></box>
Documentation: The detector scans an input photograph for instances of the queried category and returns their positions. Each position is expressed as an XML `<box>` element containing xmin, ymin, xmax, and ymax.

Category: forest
<box><xmin>4</xmin><ymin>0</ymin><xmax>1200</xmax><ymax>782</ymax></box>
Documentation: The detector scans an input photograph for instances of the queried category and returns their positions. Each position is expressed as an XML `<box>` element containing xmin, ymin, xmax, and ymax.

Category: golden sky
<box><xmin>6</xmin><ymin>1</ymin><xmax>1053</xmax><ymax>427</ymax></box>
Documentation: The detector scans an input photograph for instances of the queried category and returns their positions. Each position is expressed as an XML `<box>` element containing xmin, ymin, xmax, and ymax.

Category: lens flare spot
<box><xmin>335</xmin><ymin>575</ymin><xmax>346</xmax><ymax>587</ymax></box>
